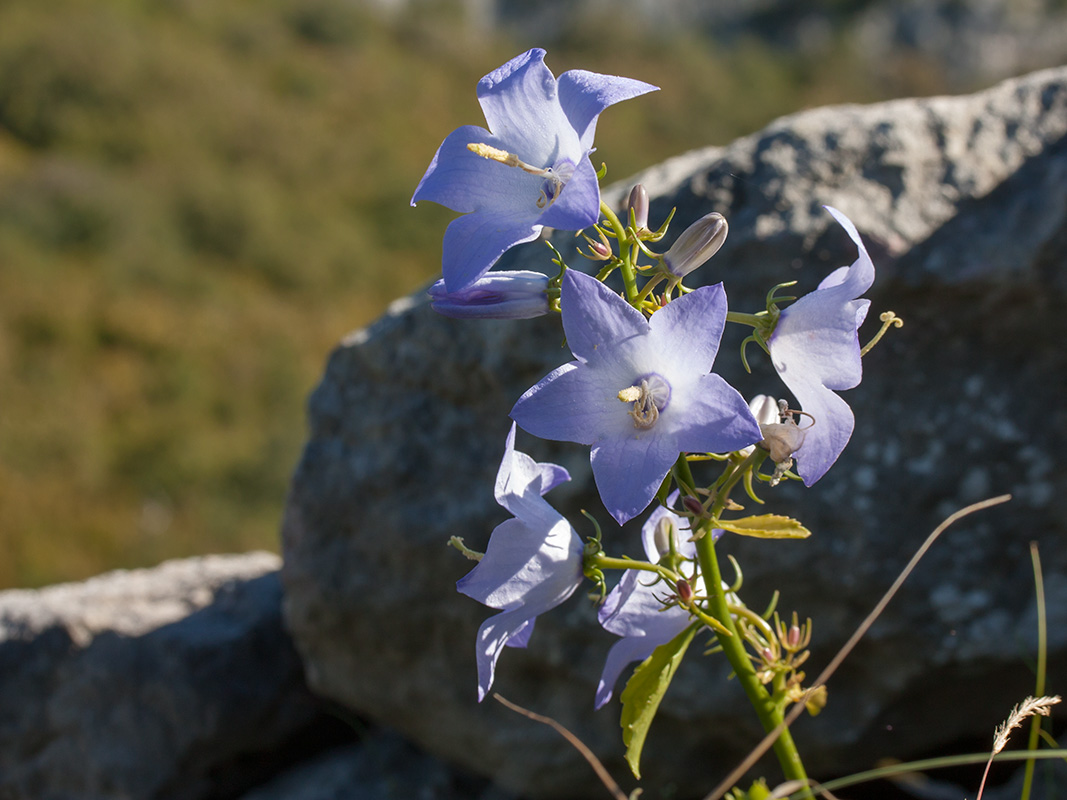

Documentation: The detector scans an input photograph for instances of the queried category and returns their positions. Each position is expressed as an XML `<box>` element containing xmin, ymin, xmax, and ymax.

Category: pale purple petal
<box><xmin>511</xmin><ymin>363</ymin><xmax>610</xmax><ymax>447</ymax></box>
<box><xmin>666</xmin><ymin>374</ymin><xmax>763</xmax><ymax>452</ymax></box>
<box><xmin>823</xmin><ymin>206</ymin><xmax>875</xmax><ymax>297</ymax></box>
<box><xmin>558</xmin><ymin>69</ymin><xmax>659</xmax><ymax>151</ymax></box>
<box><xmin>494</xmin><ymin>422</ymin><xmax>570</xmax><ymax>516</ymax></box>
<box><xmin>439</xmin><ymin>210</ymin><xmax>541</xmax><ymax>292</ymax></box>
<box><xmin>411</xmin><ymin>126</ymin><xmax>531</xmax><ymax>214</ymax></box>
<box><xmin>472</xmin><ymin>607</ymin><xmax>534</xmax><ymax>702</ymax></box>
<box><xmin>773</xmin><ymin>370</ymin><xmax>856</xmax><ymax>486</ymax></box>
<box><xmin>646</xmin><ymin>282</ymin><xmax>728</xmax><ymax>375</ymax></box>
<box><xmin>591</xmin><ymin>434</ymin><xmax>683</xmax><ymax>525</ymax></box>
<box><xmin>560</xmin><ymin>270</ymin><xmax>647</xmax><ymax>363</ymax></box>
<box><xmin>477</xmin><ymin>49</ymin><xmax>581</xmax><ymax>169</ymax></box>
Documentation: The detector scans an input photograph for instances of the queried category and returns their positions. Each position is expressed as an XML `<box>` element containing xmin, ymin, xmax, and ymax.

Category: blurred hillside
<box><xmin>1</xmin><ymin>0</ymin><xmax>1063</xmax><ymax>588</ymax></box>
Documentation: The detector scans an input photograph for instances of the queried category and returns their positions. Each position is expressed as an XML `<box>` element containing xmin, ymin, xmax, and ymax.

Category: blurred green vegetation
<box><xmin>0</xmin><ymin>0</ymin><xmax>957</xmax><ymax>588</ymax></box>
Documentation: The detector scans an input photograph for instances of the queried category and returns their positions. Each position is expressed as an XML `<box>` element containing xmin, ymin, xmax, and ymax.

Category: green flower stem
<box><xmin>693</xmin><ymin>528</ymin><xmax>810</xmax><ymax>788</ymax></box>
<box><xmin>587</xmin><ymin>552</ymin><xmax>733</xmax><ymax>637</ymax></box>
<box><xmin>677</xmin><ymin>452</ymin><xmax>810</xmax><ymax>788</ymax></box>
<box><xmin>600</xmin><ymin>201</ymin><xmax>639</xmax><ymax>305</ymax></box>
<box><xmin>726</xmin><ymin>311</ymin><xmax>763</xmax><ymax>328</ymax></box>
<box><xmin>586</xmin><ymin>554</ymin><xmax>678</xmax><ymax>585</ymax></box>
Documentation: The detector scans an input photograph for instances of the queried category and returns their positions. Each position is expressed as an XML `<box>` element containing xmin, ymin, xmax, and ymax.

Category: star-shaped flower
<box><xmin>456</xmin><ymin>423</ymin><xmax>582</xmax><ymax>701</ymax></box>
<box><xmin>511</xmin><ymin>270</ymin><xmax>762</xmax><ymax>525</ymax></box>
<box><xmin>594</xmin><ymin>497</ymin><xmax>708</xmax><ymax>708</ymax></box>
<box><xmin>767</xmin><ymin>207</ymin><xmax>874</xmax><ymax>485</ymax></box>
<box><xmin>411</xmin><ymin>48</ymin><xmax>657</xmax><ymax>292</ymax></box>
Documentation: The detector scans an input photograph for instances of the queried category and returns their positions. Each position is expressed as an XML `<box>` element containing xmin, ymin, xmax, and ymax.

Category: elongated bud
<box><xmin>653</xmin><ymin>516</ymin><xmax>676</xmax><ymax>557</ymax></box>
<box><xmin>676</xmin><ymin>578</ymin><xmax>694</xmax><ymax>605</ymax></box>
<box><xmin>627</xmin><ymin>184</ymin><xmax>649</xmax><ymax>230</ymax></box>
<box><xmin>428</xmin><ymin>270</ymin><xmax>550</xmax><ymax>319</ymax></box>
<box><xmin>663</xmin><ymin>212</ymin><xmax>728</xmax><ymax>279</ymax></box>
<box><xmin>682</xmin><ymin>495</ymin><xmax>704</xmax><ymax>516</ymax></box>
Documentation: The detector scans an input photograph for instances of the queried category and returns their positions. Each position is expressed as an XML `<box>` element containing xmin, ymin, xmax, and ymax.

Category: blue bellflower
<box><xmin>427</xmin><ymin>270</ymin><xmax>550</xmax><ymax>319</ymax></box>
<box><xmin>511</xmin><ymin>270</ymin><xmax>762</xmax><ymax>525</ymax></box>
<box><xmin>411</xmin><ymin>49</ymin><xmax>657</xmax><ymax>292</ymax></box>
<box><xmin>595</xmin><ymin>496</ymin><xmax>710</xmax><ymax>708</ymax></box>
<box><xmin>767</xmin><ymin>207</ymin><xmax>874</xmax><ymax>485</ymax></box>
<box><xmin>456</xmin><ymin>423</ymin><xmax>583</xmax><ymax>701</ymax></box>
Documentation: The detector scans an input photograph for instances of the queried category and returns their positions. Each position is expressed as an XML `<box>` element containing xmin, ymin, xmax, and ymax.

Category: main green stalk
<box><xmin>677</xmin><ymin>454</ymin><xmax>810</xmax><ymax>788</ymax></box>
<box><xmin>694</xmin><ymin>531</ymin><xmax>809</xmax><ymax>787</ymax></box>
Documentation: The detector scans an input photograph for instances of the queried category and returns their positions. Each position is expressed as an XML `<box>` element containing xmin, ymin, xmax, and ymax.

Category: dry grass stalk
<box><xmin>976</xmin><ymin>695</ymin><xmax>1061</xmax><ymax>800</ymax></box>
<box><xmin>992</xmin><ymin>695</ymin><xmax>1061</xmax><ymax>755</ymax></box>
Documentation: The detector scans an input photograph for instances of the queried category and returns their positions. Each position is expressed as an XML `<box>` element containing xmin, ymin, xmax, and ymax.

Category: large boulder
<box><xmin>281</xmin><ymin>67</ymin><xmax>1067</xmax><ymax>799</ymax></box>
<box><xmin>0</xmin><ymin>553</ymin><xmax>325</xmax><ymax>800</ymax></box>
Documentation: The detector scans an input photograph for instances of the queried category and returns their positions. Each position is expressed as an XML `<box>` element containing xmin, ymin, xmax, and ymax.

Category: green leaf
<box><xmin>619</xmin><ymin>622</ymin><xmax>698</xmax><ymax>779</ymax></box>
<box><xmin>715</xmin><ymin>514</ymin><xmax>810</xmax><ymax>539</ymax></box>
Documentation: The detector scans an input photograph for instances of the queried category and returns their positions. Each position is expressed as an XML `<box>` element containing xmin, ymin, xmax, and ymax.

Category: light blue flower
<box><xmin>411</xmin><ymin>48</ymin><xmax>657</xmax><ymax>292</ymax></box>
<box><xmin>595</xmin><ymin>497</ymin><xmax>700</xmax><ymax>708</ymax></box>
<box><xmin>456</xmin><ymin>423</ymin><xmax>582</xmax><ymax>701</ymax></box>
<box><xmin>427</xmin><ymin>270</ymin><xmax>550</xmax><ymax>319</ymax></box>
<box><xmin>511</xmin><ymin>270</ymin><xmax>762</xmax><ymax>525</ymax></box>
<box><xmin>767</xmin><ymin>207</ymin><xmax>874</xmax><ymax>485</ymax></box>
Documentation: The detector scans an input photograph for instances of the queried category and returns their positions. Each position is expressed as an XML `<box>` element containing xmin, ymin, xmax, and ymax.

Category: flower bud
<box><xmin>653</xmin><ymin>517</ymin><xmax>676</xmax><ymax>558</ymax></box>
<box><xmin>428</xmin><ymin>270</ymin><xmax>550</xmax><ymax>319</ymax></box>
<box><xmin>626</xmin><ymin>184</ymin><xmax>649</xmax><ymax>230</ymax></box>
<box><xmin>787</xmin><ymin>625</ymin><xmax>802</xmax><ymax>649</ymax></box>
<box><xmin>663</xmin><ymin>212</ymin><xmax>728</xmax><ymax>279</ymax></box>
<box><xmin>675</xmin><ymin>578</ymin><xmax>694</xmax><ymax>605</ymax></box>
<box><xmin>682</xmin><ymin>495</ymin><xmax>704</xmax><ymax>516</ymax></box>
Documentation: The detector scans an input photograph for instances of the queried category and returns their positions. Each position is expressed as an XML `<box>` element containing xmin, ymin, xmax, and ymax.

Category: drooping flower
<box><xmin>595</xmin><ymin>497</ymin><xmax>708</xmax><ymax>708</ymax></box>
<box><xmin>767</xmin><ymin>207</ymin><xmax>874</xmax><ymax>485</ymax></box>
<box><xmin>456</xmin><ymin>423</ymin><xmax>583</xmax><ymax>701</ymax></box>
<box><xmin>411</xmin><ymin>48</ymin><xmax>658</xmax><ymax>292</ymax></box>
<box><xmin>740</xmin><ymin>394</ymin><xmax>783</xmax><ymax>458</ymax></box>
<box><xmin>511</xmin><ymin>270</ymin><xmax>762</xmax><ymax>525</ymax></box>
<box><xmin>427</xmin><ymin>270</ymin><xmax>550</xmax><ymax>319</ymax></box>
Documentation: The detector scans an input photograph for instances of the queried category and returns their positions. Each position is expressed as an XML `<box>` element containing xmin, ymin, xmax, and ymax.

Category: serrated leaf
<box><xmin>715</xmin><ymin>514</ymin><xmax>810</xmax><ymax>539</ymax></box>
<box><xmin>619</xmin><ymin>623</ymin><xmax>698</xmax><ymax>779</ymax></box>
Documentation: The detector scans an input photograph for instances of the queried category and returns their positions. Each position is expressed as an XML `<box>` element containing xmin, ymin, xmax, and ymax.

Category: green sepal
<box><xmin>715</xmin><ymin>514</ymin><xmax>811</xmax><ymax>539</ymax></box>
<box><xmin>620</xmin><ymin>622</ymin><xmax>698</xmax><ymax>778</ymax></box>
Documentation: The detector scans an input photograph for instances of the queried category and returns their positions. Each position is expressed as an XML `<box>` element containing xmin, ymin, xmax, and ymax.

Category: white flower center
<box><xmin>617</xmin><ymin>373</ymin><xmax>671</xmax><ymax>430</ymax></box>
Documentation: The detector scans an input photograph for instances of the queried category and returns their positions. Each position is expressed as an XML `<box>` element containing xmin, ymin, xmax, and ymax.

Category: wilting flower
<box><xmin>662</xmin><ymin>212</ymin><xmax>728</xmax><ymax>279</ymax></box>
<box><xmin>767</xmin><ymin>207</ymin><xmax>874</xmax><ymax>485</ymax></box>
<box><xmin>511</xmin><ymin>270</ymin><xmax>761</xmax><ymax>525</ymax></box>
<box><xmin>595</xmin><ymin>497</ymin><xmax>707</xmax><ymax>708</ymax></box>
<box><xmin>428</xmin><ymin>270</ymin><xmax>550</xmax><ymax>319</ymax></box>
<box><xmin>411</xmin><ymin>48</ymin><xmax>657</xmax><ymax>292</ymax></box>
<box><xmin>456</xmin><ymin>423</ymin><xmax>582</xmax><ymax>701</ymax></box>
<box><xmin>740</xmin><ymin>394</ymin><xmax>782</xmax><ymax>457</ymax></box>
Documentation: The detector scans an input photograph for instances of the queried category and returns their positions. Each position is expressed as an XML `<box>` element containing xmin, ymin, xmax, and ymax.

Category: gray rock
<box><xmin>0</xmin><ymin>553</ymin><xmax>324</xmax><ymax>800</ymax></box>
<box><xmin>282</xmin><ymin>66</ymin><xmax>1067</xmax><ymax>799</ymax></box>
<box><xmin>237</xmin><ymin>731</ymin><xmax>520</xmax><ymax>800</ymax></box>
